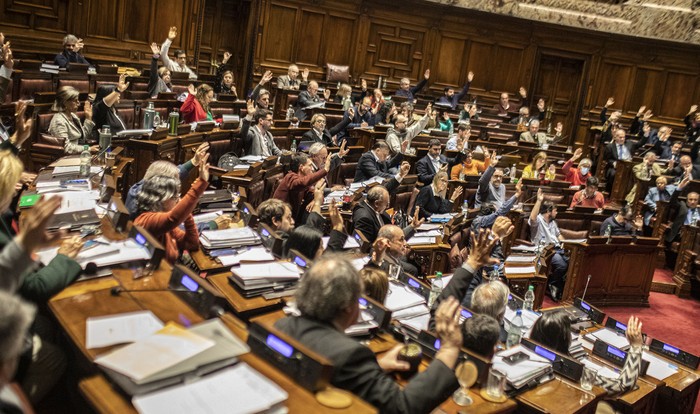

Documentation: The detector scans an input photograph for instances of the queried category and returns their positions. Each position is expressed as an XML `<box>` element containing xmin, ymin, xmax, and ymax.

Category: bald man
<box><xmin>352</xmin><ymin>185</ymin><xmax>421</xmax><ymax>244</ymax></box>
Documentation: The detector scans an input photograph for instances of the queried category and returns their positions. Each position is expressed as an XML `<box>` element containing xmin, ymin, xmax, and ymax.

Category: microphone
<box><xmin>110</xmin><ymin>286</ymin><xmax>191</xmax><ymax>296</ymax></box>
<box><xmin>581</xmin><ymin>274</ymin><xmax>592</xmax><ymax>304</ymax></box>
<box><xmin>91</xmin><ymin>146</ymin><xmax>111</xmax><ymax>163</ymax></box>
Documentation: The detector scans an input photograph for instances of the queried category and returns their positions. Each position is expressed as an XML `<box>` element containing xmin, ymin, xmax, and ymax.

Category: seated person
<box><xmin>354</xmin><ymin>141</ymin><xmax>404</xmax><ymax>183</ymax></box>
<box><xmin>519</xmin><ymin>119</ymin><xmax>548</xmax><ymax>147</ymax></box>
<box><xmin>126</xmin><ymin>143</ymin><xmax>208</xmax><ymax>216</ymax></box>
<box><xmin>308</xmin><ymin>142</ymin><xmax>347</xmax><ymax>181</ymax></box>
<box><xmin>469</xmin><ymin>280</ymin><xmax>510</xmax><ymax>343</ymax></box>
<box><xmin>458</xmin><ymin>102</ymin><xmax>479</xmax><ymax>124</ymax></box>
<box><xmin>529</xmin><ymin>189</ymin><xmax>568</xmax><ymax>301</ymax></box>
<box><xmin>530</xmin><ymin>312</ymin><xmax>643</xmax><ymax>397</ymax></box>
<box><xmin>373</xmin><ymin>224</ymin><xmax>419</xmax><ymax>276</ymax></box>
<box><xmin>181</xmin><ymin>84</ymin><xmax>214</xmax><ymax>123</ymax></box>
<box><xmin>275</xmin><ymin>256</ymin><xmax>462</xmax><ymax>413</ymax></box>
<box><xmin>436</xmin><ymin>71</ymin><xmax>473</xmax><ymax>110</ymax></box>
<box><xmin>570</xmin><ymin>176</ymin><xmax>605</xmax><ymax>209</ymax></box>
<box><xmin>295</xmin><ymin>80</ymin><xmax>330</xmax><ymax>120</ymax></box>
<box><xmin>284</xmin><ymin>203</ymin><xmax>347</xmax><ymax>259</ymax></box>
<box><xmin>461</xmin><ymin>314</ymin><xmax>500</xmax><ymax>360</ymax></box>
<box><xmin>451</xmin><ymin>148</ymin><xmax>490</xmax><ymax>179</ymax></box>
<box><xmin>509</xmin><ymin>101</ymin><xmax>545</xmax><ymax>128</ymax></box>
<box><xmin>352</xmin><ymin>181</ymin><xmax>421</xmax><ymax>244</ymax></box>
<box><xmin>303</xmin><ymin>110</ymin><xmax>353</xmax><ymax>146</ymax></box>
<box><xmin>643</xmin><ymin>176</ymin><xmax>675</xmax><ymax>230</ymax></box>
<box><xmin>626</xmin><ymin>152</ymin><xmax>670</xmax><ymax>204</ymax></box>
<box><xmin>600</xmin><ymin>205</ymin><xmax>642</xmax><ymax>236</ymax></box>
<box><xmin>413</xmin><ymin>171</ymin><xmax>462</xmax><ymax>219</ymax></box>
<box><xmin>0</xmin><ymin>291</ymin><xmax>36</xmax><ymax>413</ymax></box>
<box><xmin>258</xmin><ymin>199</ymin><xmax>294</xmax><ymax>238</ymax></box>
<box><xmin>241</xmin><ymin>106</ymin><xmax>281</xmax><ymax>157</ymax></box>
<box><xmin>475</xmin><ymin>165</ymin><xmax>505</xmax><ymax>209</ymax></box>
<box><xmin>48</xmin><ymin>86</ymin><xmax>98</xmax><ymax>154</ymax></box>
<box><xmin>214</xmin><ymin>52</ymin><xmax>237</xmax><ymax>97</ymax></box>
<box><xmin>437</xmin><ymin>111</ymin><xmax>453</xmax><ymax>132</ymax></box>
<box><xmin>133</xmin><ymin>156</ymin><xmax>210</xmax><ymax>263</ymax></box>
<box><xmin>604</xmin><ymin>128</ymin><xmax>644</xmax><ymax>193</ymax></box>
<box><xmin>147</xmin><ymin>42</ymin><xmax>173</xmax><ymax>98</ymax></box>
<box><xmin>416</xmin><ymin>138</ymin><xmax>465</xmax><ymax>185</ymax></box>
<box><xmin>54</xmin><ymin>34</ymin><xmax>89</xmax><ymax>68</ymax></box>
<box><xmin>664</xmin><ymin>175</ymin><xmax>697</xmax><ymax>267</ymax></box>
<box><xmin>273</xmin><ymin>153</ymin><xmax>329</xmax><ymax>222</ymax></box>
<box><xmin>360</xmin><ymin>267</ymin><xmax>389</xmax><ymax>303</ymax></box>
<box><xmin>160</xmin><ymin>26</ymin><xmax>197</xmax><ymax>79</ymax></box>
<box><xmin>561</xmin><ymin>148</ymin><xmax>592</xmax><ymax>187</ymax></box>
<box><xmin>91</xmin><ymin>75</ymin><xmax>129</xmax><ymax>138</ymax></box>
<box><xmin>446</xmin><ymin>123</ymin><xmax>470</xmax><ymax>151</ymax></box>
<box><xmin>471</xmin><ymin>181</ymin><xmax>521</xmax><ymax>231</ymax></box>
<box><xmin>395</xmin><ymin>69</ymin><xmax>430</xmax><ymax>101</ymax></box>
<box><xmin>385</xmin><ymin>102</ymin><xmax>432</xmax><ymax>155</ymax></box>
<box><xmin>494</xmin><ymin>88</ymin><xmax>527</xmax><ymax>116</ymax></box>
<box><xmin>521</xmin><ymin>151</ymin><xmax>556</xmax><ymax>181</ymax></box>
<box><xmin>277</xmin><ymin>64</ymin><xmax>306</xmax><ymax>90</ymax></box>
<box><xmin>249</xmin><ymin>70</ymin><xmax>273</xmax><ymax>109</ymax></box>
<box><xmin>334</xmin><ymin>83</ymin><xmax>354</xmax><ymax>110</ymax></box>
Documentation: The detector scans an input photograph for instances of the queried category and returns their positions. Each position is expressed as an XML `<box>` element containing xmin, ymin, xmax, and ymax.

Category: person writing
<box><xmin>413</xmin><ymin>171</ymin><xmax>462</xmax><ymax>219</ymax></box>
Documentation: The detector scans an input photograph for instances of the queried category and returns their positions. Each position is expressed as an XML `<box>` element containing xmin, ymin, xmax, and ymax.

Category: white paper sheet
<box><xmin>385</xmin><ymin>282</ymin><xmax>426</xmax><ymax>311</ymax></box>
<box><xmin>581</xmin><ymin>358</ymin><xmax>619</xmax><ymax>379</ymax></box>
<box><xmin>95</xmin><ymin>323</ymin><xmax>215</xmax><ymax>382</ymax></box>
<box><xmin>233</xmin><ymin>262</ymin><xmax>300</xmax><ymax>280</ymax></box>
<box><xmin>86</xmin><ymin>311</ymin><xmax>164</xmax><ymax>349</ymax></box>
<box><xmin>321</xmin><ymin>235</ymin><xmax>360</xmax><ymax>250</ymax></box>
<box><xmin>132</xmin><ymin>363</ymin><xmax>288</xmax><ymax>414</ymax></box>
<box><xmin>407</xmin><ymin>236</ymin><xmax>436</xmax><ymax>246</ymax></box>
<box><xmin>643</xmin><ymin>351</ymin><xmax>679</xmax><ymax>381</ymax></box>
<box><xmin>505</xmin><ymin>255</ymin><xmax>536</xmax><ymax>263</ymax></box>
<box><xmin>218</xmin><ymin>247</ymin><xmax>275</xmax><ymax>267</ymax></box>
<box><xmin>52</xmin><ymin>165</ymin><xmax>103</xmax><ymax>175</ymax></box>
<box><xmin>192</xmin><ymin>211</ymin><xmax>222</xmax><ymax>225</ymax></box>
<box><xmin>505</xmin><ymin>265</ymin><xmax>536</xmax><ymax>274</ymax></box>
<box><xmin>417</xmin><ymin>223</ymin><xmax>443</xmax><ymax>231</ymax></box>
<box><xmin>585</xmin><ymin>328</ymin><xmax>630</xmax><ymax>350</ymax></box>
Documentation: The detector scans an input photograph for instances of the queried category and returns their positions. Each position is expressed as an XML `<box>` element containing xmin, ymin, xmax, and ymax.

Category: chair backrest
<box><xmin>242</xmin><ymin>179</ymin><xmax>265</xmax><ymax>209</ymax></box>
<box><xmin>406</xmin><ymin>188</ymin><xmax>420</xmax><ymax>218</ymax></box>
<box><xmin>18</xmin><ymin>77</ymin><xmax>53</xmax><ymax>101</ymax></box>
<box><xmin>326</xmin><ymin>63</ymin><xmax>350</xmax><ymax>83</ymax></box>
<box><xmin>334</xmin><ymin>162</ymin><xmax>357</xmax><ymax>186</ymax></box>
<box><xmin>56</xmin><ymin>78</ymin><xmax>90</xmax><ymax>94</ymax></box>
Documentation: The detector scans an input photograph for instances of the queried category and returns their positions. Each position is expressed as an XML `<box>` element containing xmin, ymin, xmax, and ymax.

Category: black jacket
<box><xmin>354</xmin><ymin>151</ymin><xmax>403</xmax><ymax>182</ymax></box>
<box><xmin>415</xmin><ymin>153</ymin><xmax>464</xmax><ymax>185</ymax></box>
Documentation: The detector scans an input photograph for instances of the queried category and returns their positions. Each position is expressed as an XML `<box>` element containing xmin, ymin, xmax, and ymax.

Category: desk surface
<box><xmin>50</xmin><ymin>266</ymin><xmax>376</xmax><ymax>414</ymax></box>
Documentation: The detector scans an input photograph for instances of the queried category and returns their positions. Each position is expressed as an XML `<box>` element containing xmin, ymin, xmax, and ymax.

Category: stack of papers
<box><xmin>229</xmin><ymin>262</ymin><xmax>301</xmax><ymax>294</ymax></box>
<box><xmin>217</xmin><ymin>247</ymin><xmax>274</xmax><ymax>267</ymax></box>
<box><xmin>132</xmin><ymin>363</ymin><xmax>287</xmax><ymax>414</ymax></box>
<box><xmin>192</xmin><ymin>211</ymin><xmax>222</xmax><ymax>225</ymax></box>
<box><xmin>385</xmin><ymin>282</ymin><xmax>426</xmax><ymax>311</ymax></box>
<box><xmin>569</xmin><ymin>334</ymin><xmax>587</xmax><ymax>359</ymax></box>
<box><xmin>493</xmin><ymin>345</ymin><xmax>552</xmax><ymax>389</ymax></box>
<box><xmin>642</xmin><ymin>351</ymin><xmax>679</xmax><ymax>381</ymax></box>
<box><xmin>429</xmin><ymin>213</ymin><xmax>454</xmax><ymax>223</ymax></box>
<box><xmin>416</xmin><ymin>223</ymin><xmax>442</xmax><ymax>231</ymax></box>
<box><xmin>35</xmin><ymin>178</ymin><xmax>92</xmax><ymax>193</ymax></box>
<box><xmin>200</xmin><ymin>227</ymin><xmax>260</xmax><ymax>249</ymax></box>
<box><xmin>511</xmin><ymin>244</ymin><xmax>537</xmax><ymax>253</ymax></box>
<box><xmin>323</xmin><ymin>190</ymin><xmax>346</xmax><ymax>205</ymax></box>
<box><xmin>505</xmin><ymin>255</ymin><xmax>536</xmax><ymax>264</ymax></box>
<box><xmin>349</xmin><ymin>176</ymin><xmax>384</xmax><ymax>190</ymax></box>
<box><xmin>415</xmin><ymin>229</ymin><xmax>442</xmax><ymax>237</ymax></box>
<box><xmin>36</xmin><ymin>237</ymin><xmax>152</xmax><ymax>273</ymax></box>
<box><xmin>407</xmin><ymin>236</ymin><xmax>436</xmax><ymax>246</ymax></box>
<box><xmin>52</xmin><ymin>165</ymin><xmax>103</xmax><ymax>176</ymax></box>
<box><xmin>505</xmin><ymin>265</ymin><xmax>536</xmax><ymax>275</ymax></box>
<box><xmin>87</xmin><ymin>311</ymin><xmax>164</xmax><ymax>349</ymax></box>
<box><xmin>345</xmin><ymin>310</ymin><xmax>380</xmax><ymax>336</ymax></box>
<box><xmin>46</xmin><ymin>190</ymin><xmax>100</xmax><ymax>214</ymax></box>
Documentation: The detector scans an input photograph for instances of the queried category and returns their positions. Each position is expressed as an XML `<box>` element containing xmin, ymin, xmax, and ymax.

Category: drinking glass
<box><xmin>485</xmin><ymin>367</ymin><xmax>506</xmax><ymax>399</ymax></box>
<box><xmin>580</xmin><ymin>366</ymin><xmax>597</xmax><ymax>391</ymax></box>
<box><xmin>453</xmin><ymin>360</ymin><xmax>478</xmax><ymax>406</ymax></box>
<box><xmin>388</xmin><ymin>264</ymin><xmax>401</xmax><ymax>282</ymax></box>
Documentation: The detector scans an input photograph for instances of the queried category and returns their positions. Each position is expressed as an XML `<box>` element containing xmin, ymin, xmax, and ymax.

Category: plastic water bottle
<box><xmin>506</xmin><ymin>310</ymin><xmax>524</xmax><ymax>348</ymax></box>
<box><xmin>428</xmin><ymin>272</ymin><xmax>444</xmax><ymax>308</ymax></box>
<box><xmin>692</xmin><ymin>210</ymin><xmax>699</xmax><ymax>226</ymax></box>
<box><xmin>462</xmin><ymin>200</ymin><xmax>468</xmax><ymax>215</ymax></box>
<box><xmin>510</xmin><ymin>164</ymin><xmax>517</xmax><ymax>181</ymax></box>
<box><xmin>80</xmin><ymin>145</ymin><xmax>91</xmax><ymax>177</ymax></box>
<box><xmin>290</xmin><ymin>139</ymin><xmax>297</xmax><ymax>153</ymax></box>
<box><xmin>153</xmin><ymin>111</ymin><xmax>161</xmax><ymax>128</ymax></box>
<box><xmin>286</xmin><ymin>105</ymin><xmax>294</xmax><ymax>120</ymax></box>
<box><xmin>523</xmin><ymin>286</ymin><xmax>535</xmax><ymax>311</ymax></box>
<box><xmin>489</xmin><ymin>265</ymin><xmax>500</xmax><ymax>283</ymax></box>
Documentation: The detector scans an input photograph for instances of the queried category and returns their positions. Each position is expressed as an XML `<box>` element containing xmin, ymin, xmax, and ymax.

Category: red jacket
<box><xmin>562</xmin><ymin>159</ymin><xmax>590</xmax><ymax>187</ymax></box>
<box><xmin>180</xmin><ymin>93</ymin><xmax>209</xmax><ymax>124</ymax></box>
<box><xmin>273</xmin><ymin>168</ymin><xmax>327</xmax><ymax>218</ymax></box>
<box><xmin>134</xmin><ymin>178</ymin><xmax>208</xmax><ymax>263</ymax></box>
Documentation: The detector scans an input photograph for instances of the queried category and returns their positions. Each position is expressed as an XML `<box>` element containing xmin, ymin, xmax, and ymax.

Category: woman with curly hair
<box><xmin>180</xmin><ymin>83</ymin><xmax>214</xmax><ymax>123</ymax></box>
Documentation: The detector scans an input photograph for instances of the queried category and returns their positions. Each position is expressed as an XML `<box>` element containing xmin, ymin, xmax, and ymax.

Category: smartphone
<box><xmin>503</xmin><ymin>351</ymin><xmax>530</xmax><ymax>365</ymax></box>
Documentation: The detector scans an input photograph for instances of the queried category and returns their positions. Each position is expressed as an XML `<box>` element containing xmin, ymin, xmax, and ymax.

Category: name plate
<box><xmin>521</xmin><ymin>338</ymin><xmax>583</xmax><ymax>382</ymax></box>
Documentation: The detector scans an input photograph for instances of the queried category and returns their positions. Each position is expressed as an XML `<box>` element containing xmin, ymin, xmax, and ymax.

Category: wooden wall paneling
<box><xmin>84</xmin><ymin>0</ymin><xmax>120</xmax><ymax>40</ymax></box>
<box><xmin>260</xmin><ymin>2</ymin><xmax>297</xmax><ymax>65</ymax></box>
<box><xmin>660</xmin><ymin>71</ymin><xmax>699</xmax><ymax>120</ymax></box>
<box><xmin>321</xmin><ymin>13</ymin><xmax>356</xmax><ymax>68</ymax></box>
<box><xmin>1</xmin><ymin>0</ymin><xmax>70</xmax><ymax>34</ymax></box>
<box><xmin>594</xmin><ymin>60</ymin><xmax>633</xmax><ymax>110</ymax></box>
<box><xmin>433</xmin><ymin>33</ymin><xmax>466</xmax><ymax>89</ymax></box>
<box><xmin>466</xmin><ymin>40</ymin><xmax>496</xmax><ymax>93</ymax></box>
<box><xmin>294</xmin><ymin>9</ymin><xmax>325</xmax><ymax>66</ymax></box>
<box><xmin>122</xmin><ymin>0</ymin><xmax>153</xmax><ymax>44</ymax></box>
<box><xmin>627</xmin><ymin>66</ymin><xmax>664</xmax><ymax>116</ymax></box>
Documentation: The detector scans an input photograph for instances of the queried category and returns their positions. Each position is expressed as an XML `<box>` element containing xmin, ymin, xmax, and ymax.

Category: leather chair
<box><xmin>17</xmin><ymin>76</ymin><xmax>54</xmax><ymax>101</ymax></box>
<box><xmin>334</xmin><ymin>162</ymin><xmax>357</xmax><ymax>187</ymax></box>
<box><xmin>56</xmin><ymin>78</ymin><xmax>90</xmax><ymax>94</ymax></box>
<box><xmin>241</xmin><ymin>179</ymin><xmax>265</xmax><ymax>209</ymax></box>
<box><xmin>264</xmin><ymin>171</ymin><xmax>284</xmax><ymax>201</ymax></box>
<box><xmin>326</xmin><ymin>63</ymin><xmax>350</xmax><ymax>83</ymax></box>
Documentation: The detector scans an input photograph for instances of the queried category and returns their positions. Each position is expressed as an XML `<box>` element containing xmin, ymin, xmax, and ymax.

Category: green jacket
<box><xmin>0</xmin><ymin>231</ymin><xmax>82</xmax><ymax>303</ymax></box>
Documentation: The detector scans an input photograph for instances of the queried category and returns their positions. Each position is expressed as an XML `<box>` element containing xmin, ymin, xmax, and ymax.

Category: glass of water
<box><xmin>580</xmin><ymin>366</ymin><xmax>597</xmax><ymax>391</ymax></box>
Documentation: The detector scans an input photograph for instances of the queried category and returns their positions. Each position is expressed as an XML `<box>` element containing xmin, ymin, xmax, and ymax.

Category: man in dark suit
<box><xmin>652</xmin><ymin>128</ymin><xmax>678</xmax><ymax>160</ymax></box>
<box><xmin>395</xmin><ymin>69</ymin><xmax>430</xmax><ymax>101</ymax></box>
<box><xmin>603</xmin><ymin>128</ymin><xmax>644</xmax><ymax>194</ymax></box>
<box><xmin>295</xmin><ymin>80</ymin><xmax>330</xmax><ymax>121</ymax></box>
<box><xmin>664</xmin><ymin>175</ymin><xmax>698</xmax><ymax>267</ymax></box>
<box><xmin>416</xmin><ymin>138</ymin><xmax>464</xmax><ymax>185</ymax></box>
<box><xmin>375</xmin><ymin>224</ymin><xmax>419</xmax><ymax>276</ymax></box>
<box><xmin>669</xmin><ymin>140</ymin><xmax>700</xmax><ymax>181</ymax></box>
<box><xmin>354</xmin><ymin>141</ymin><xmax>405</xmax><ymax>183</ymax></box>
<box><xmin>302</xmin><ymin>109</ymin><xmax>353</xmax><ymax>146</ymax></box>
<box><xmin>352</xmin><ymin>166</ymin><xmax>420</xmax><ymax>244</ymax></box>
<box><xmin>275</xmin><ymin>256</ymin><xmax>462</xmax><ymax>414</ymax></box>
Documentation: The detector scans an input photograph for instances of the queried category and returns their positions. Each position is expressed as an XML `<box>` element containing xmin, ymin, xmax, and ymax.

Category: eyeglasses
<box><xmin>315</xmin><ymin>120</ymin><xmax>326</xmax><ymax>124</ymax></box>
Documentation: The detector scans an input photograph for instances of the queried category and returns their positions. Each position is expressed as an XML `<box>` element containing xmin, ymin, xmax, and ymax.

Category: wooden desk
<box><xmin>610</xmin><ymin>160</ymin><xmax>636</xmax><ymax>203</ymax></box>
<box><xmin>50</xmin><ymin>265</ymin><xmax>376</xmax><ymax>414</ymax></box>
<box><xmin>207</xmin><ymin>271</ymin><xmax>287</xmax><ymax>320</ymax></box>
<box><xmin>516</xmin><ymin>377</ymin><xmax>603</xmax><ymax>414</ymax></box>
<box><xmin>564</xmin><ymin>239</ymin><xmax>659</xmax><ymax>306</ymax></box>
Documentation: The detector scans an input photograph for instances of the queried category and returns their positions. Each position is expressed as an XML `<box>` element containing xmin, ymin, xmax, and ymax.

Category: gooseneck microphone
<box><xmin>110</xmin><ymin>286</ymin><xmax>191</xmax><ymax>296</ymax></box>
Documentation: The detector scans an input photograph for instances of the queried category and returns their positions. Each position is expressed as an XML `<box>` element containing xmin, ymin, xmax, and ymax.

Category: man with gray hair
<box><xmin>472</xmin><ymin>280</ymin><xmax>510</xmax><ymax>343</ymax></box>
<box><xmin>275</xmin><ymin>256</ymin><xmax>462</xmax><ymax>414</ymax></box>
<box><xmin>375</xmin><ymin>224</ymin><xmax>418</xmax><ymax>275</ymax></box>
<box><xmin>54</xmin><ymin>34</ymin><xmax>89</xmax><ymax>68</ymax></box>
<box><xmin>277</xmin><ymin>64</ymin><xmax>307</xmax><ymax>90</ymax></box>
<box><xmin>395</xmin><ymin>69</ymin><xmax>430</xmax><ymax>101</ymax></box>
<box><xmin>519</xmin><ymin>119</ymin><xmax>548</xmax><ymax>147</ymax></box>
<box><xmin>0</xmin><ymin>291</ymin><xmax>36</xmax><ymax>412</ymax></box>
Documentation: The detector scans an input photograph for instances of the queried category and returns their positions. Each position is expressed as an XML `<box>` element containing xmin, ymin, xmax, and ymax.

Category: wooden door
<box><xmin>532</xmin><ymin>52</ymin><xmax>587</xmax><ymax>147</ymax></box>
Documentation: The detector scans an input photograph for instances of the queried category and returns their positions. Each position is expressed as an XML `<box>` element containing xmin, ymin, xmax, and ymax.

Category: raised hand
<box><xmin>411</xmin><ymin>207</ymin><xmax>425</xmax><ymax>228</ymax></box>
<box><xmin>690</xmin><ymin>105</ymin><xmax>698</xmax><ymax>114</ymax></box>
<box><xmin>323</xmin><ymin>88</ymin><xmax>331</xmax><ymax>100</ymax></box>
<box><xmin>2</xmin><ymin>39</ymin><xmax>13</xmax><ymax>70</ymax></box>
<box><xmin>537</xmin><ymin>98</ymin><xmax>545</xmax><ymax>112</ymax></box>
<box><xmin>466</xmin><ymin>229</ymin><xmax>501</xmax><ymax>269</ymax></box>
<box><xmin>17</xmin><ymin>196</ymin><xmax>63</xmax><ymax>253</ymax></box>
<box><xmin>361</xmin><ymin>79</ymin><xmax>367</xmax><ymax>90</ymax></box>
<box><xmin>492</xmin><ymin>216</ymin><xmax>515</xmax><ymax>239</ymax></box>
<box><xmin>442</xmin><ymin>111</ymin><xmax>450</xmax><ymax>121</ymax></box>
<box><xmin>198</xmin><ymin>153</ymin><xmax>210</xmax><ymax>182</ymax></box>
<box><xmin>222</xmin><ymin>51</ymin><xmax>231</xmax><ymax>64</ymax></box>
<box><xmin>400</xmin><ymin>139</ymin><xmax>410</xmax><ymax>154</ymax></box>
<box><xmin>467</xmin><ymin>71</ymin><xmax>474</xmax><ymax>82</ymax></box>
<box><xmin>187</xmin><ymin>83</ymin><xmax>196</xmax><ymax>95</ymax></box>
<box><xmin>572</xmin><ymin>147</ymin><xmax>583</xmax><ymax>161</ymax></box>
<box><xmin>643</xmin><ymin>110</ymin><xmax>653</xmax><ymax>121</ymax></box>
<box><xmin>261</xmin><ymin>70</ymin><xmax>273</xmax><ymax>84</ymax></box>
<box><xmin>425</xmin><ymin>102</ymin><xmax>433</xmax><ymax>116</ymax></box>
<box><xmin>83</xmin><ymin>100</ymin><xmax>93</xmax><ymax>120</ymax></box>
<box><xmin>515</xmin><ymin>178</ymin><xmax>523</xmax><ymax>198</ymax></box>
<box><xmin>324</xmin><ymin>154</ymin><xmax>332</xmax><ymax>171</ymax></box>
<box><xmin>536</xmin><ymin>187</ymin><xmax>544</xmax><ymax>202</ymax></box>
<box><xmin>450</xmin><ymin>186</ymin><xmax>463</xmax><ymax>202</ymax></box>
<box><xmin>434</xmin><ymin>297</ymin><xmax>463</xmax><ymax>357</ymax></box>
<box><xmin>75</xmin><ymin>38</ymin><xmax>84</xmax><ymax>52</ymax></box>
<box><xmin>399</xmin><ymin>161</ymin><xmax>410</xmax><ymax>178</ymax></box>
<box><xmin>191</xmin><ymin>142</ymin><xmax>210</xmax><ymax>166</ymax></box>
<box><xmin>12</xmin><ymin>101</ymin><xmax>33</xmax><ymax>147</ymax></box>
<box><xmin>605</xmin><ymin>97</ymin><xmax>615</xmax><ymax>107</ymax></box>
<box><xmin>424</xmin><ymin>69</ymin><xmax>431</xmax><ymax>80</ymax></box>
<box><xmin>637</xmin><ymin>106</ymin><xmax>646</xmax><ymax>117</ymax></box>
<box><xmin>625</xmin><ymin>316</ymin><xmax>643</xmax><ymax>348</ymax></box>
<box><xmin>329</xmin><ymin>202</ymin><xmax>344</xmax><ymax>232</ymax></box>
<box><xmin>555</xmin><ymin>122</ymin><xmax>563</xmax><ymax>135</ymax></box>
<box><xmin>346</xmin><ymin>106</ymin><xmax>355</xmax><ymax>119</ymax></box>
<box><xmin>301</xmin><ymin>67</ymin><xmax>309</xmax><ymax>81</ymax></box>
<box><xmin>246</xmin><ymin>99</ymin><xmax>255</xmax><ymax>115</ymax></box>
<box><xmin>117</xmin><ymin>73</ymin><xmax>129</xmax><ymax>92</ymax></box>
<box><xmin>168</xmin><ymin>26</ymin><xmax>178</xmax><ymax>41</ymax></box>
<box><xmin>371</xmin><ymin>237</ymin><xmax>390</xmax><ymax>264</ymax></box>
<box><xmin>149</xmin><ymin>42</ymin><xmax>160</xmax><ymax>55</ymax></box>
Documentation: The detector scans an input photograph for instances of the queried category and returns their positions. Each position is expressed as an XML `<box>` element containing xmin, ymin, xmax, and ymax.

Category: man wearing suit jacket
<box><xmin>519</xmin><ymin>119</ymin><xmax>548</xmax><ymax>147</ymax></box>
<box><xmin>669</xmin><ymin>140</ymin><xmax>700</xmax><ymax>181</ymax></box>
<box><xmin>643</xmin><ymin>177</ymin><xmax>675</xmax><ymax>230</ymax></box>
<box><xmin>240</xmin><ymin>108</ymin><xmax>281</xmax><ymax>157</ymax></box>
<box><xmin>295</xmin><ymin>80</ymin><xmax>330</xmax><ymax>121</ymax></box>
<box><xmin>664</xmin><ymin>175</ymin><xmax>698</xmax><ymax>267</ymax></box>
<box><xmin>352</xmin><ymin>166</ymin><xmax>420</xmax><ymax>244</ymax></box>
<box><xmin>395</xmin><ymin>69</ymin><xmax>430</xmax><ymax>101</ymax></box>
<box><xmin>276</xmin><ymin>64</ymin><xmax>307</xmax><ymax>90</ymax></box>
<box><xmin>354</xmin><ymin>141</ymin><xmax>405</xmax><ymax>183</ymax></box>
<box><xmin>603</xmin><ymin>128</ymin><xmax>644</xmax><ymax>194</ymax></box>
<box><xmin>435</xmin><ymin>71</ymin><xmax>473</xmax><ymax>110</ymax></box>
<box><xmin>302</xmin><ymin>109</ymin><xmax>353</xmax><ymax>146</ymax></box>
<box><xmin>416</xmin><ymin>138</ymin><xmax>465</xmax><ymax>185</ymax></box>
<box><xmin>652</xmin><ymin>127</ymin><xmax>677</xmax><ymax>160</ymax></box>
<box><xmin>275</xmin><ymin>256</ymin><xmax>462</xmax><ymax>414</ymax></box>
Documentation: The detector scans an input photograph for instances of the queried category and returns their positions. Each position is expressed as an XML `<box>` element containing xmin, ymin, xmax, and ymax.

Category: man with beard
<box><xmin>374</xmin><ymin>224</ymin><xmax>419</xmax><ymax>275</ymax></box>
<box><xmin>54</xmin><ymin>34</ymin><xmax>89</xmax><ymax>68</ymax></box>
<box><xmin>385</xmin><ymin>102</ymin><xmax>432</xmax><ymax>155</ymax></box>
<box><xmin>436</xmin><ymin>71</ymin><xmax>474</xmax><ymax>110</ymax></box>
<box><xmin>395</xmin><ymin>69</ymin><xmax>430</xmax><ymax>101</ymax></box>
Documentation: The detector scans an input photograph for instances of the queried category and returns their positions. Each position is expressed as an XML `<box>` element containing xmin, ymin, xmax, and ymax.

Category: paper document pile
<box><xmin>200</xmin><ymin>227</ymin><xmax>260</xmax><ymax>249</ymax></box>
